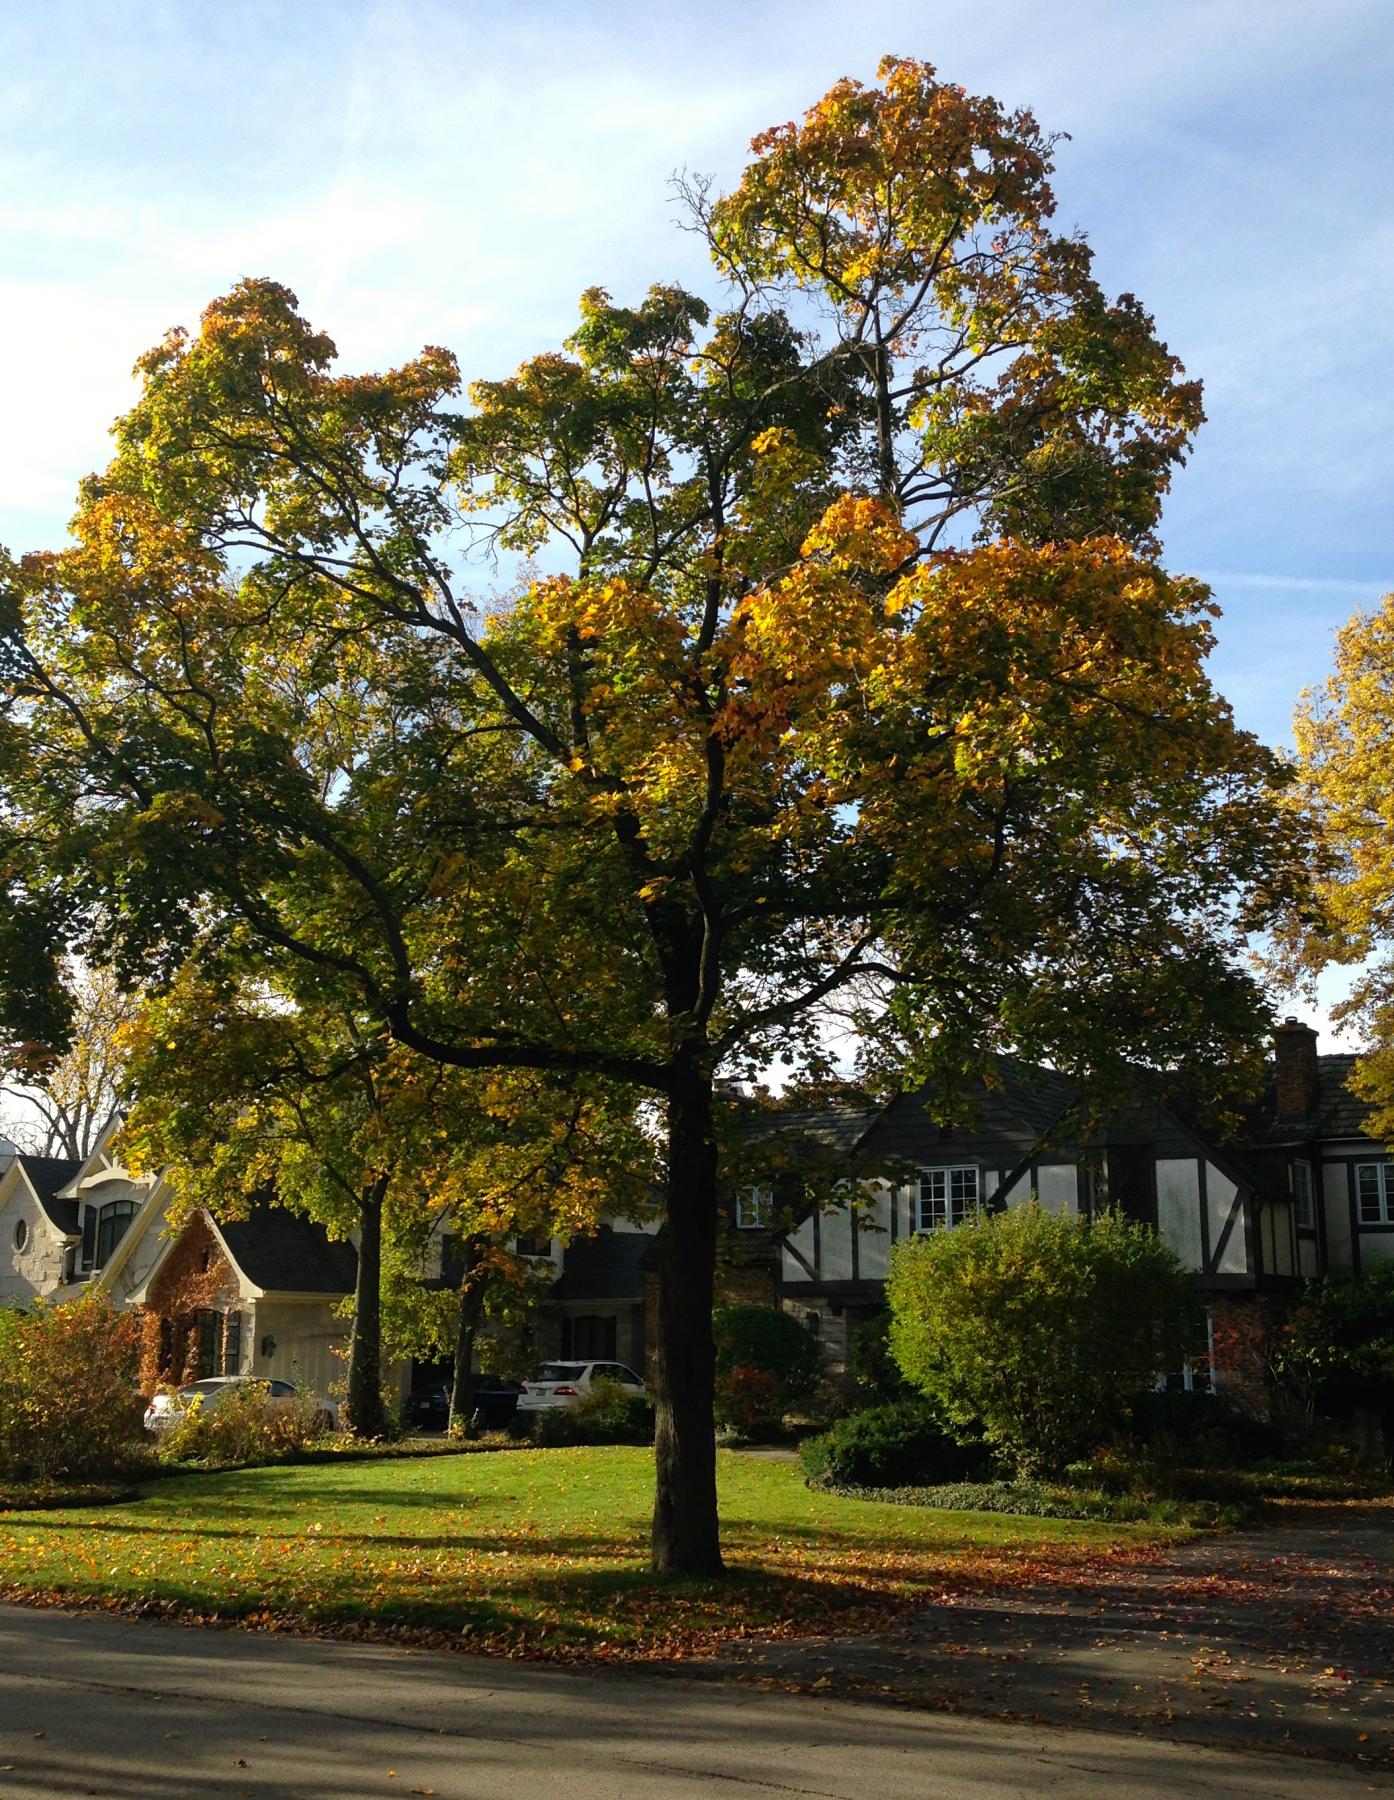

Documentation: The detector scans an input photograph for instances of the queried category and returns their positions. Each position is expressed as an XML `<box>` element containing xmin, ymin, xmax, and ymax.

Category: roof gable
<box><xmin>9</xmin><ymin>1155</ymin><xmax>83</xmax><ymax>1234</ymax></box>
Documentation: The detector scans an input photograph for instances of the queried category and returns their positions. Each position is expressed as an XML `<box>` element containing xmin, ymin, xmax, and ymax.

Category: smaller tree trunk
<box><xmin>448</xmin><ymin>1236</ymin><xmax>485</xmax><ymax>1436</ymax></box>
<box><xmin>345</xmin><ymin>1175</ymin><xmax>388</xmax><ymax>1437</ymax></box>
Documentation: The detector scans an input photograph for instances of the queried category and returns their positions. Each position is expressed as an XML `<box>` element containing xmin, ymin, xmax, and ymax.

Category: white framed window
<box><xmin>913</xmin><ymin>1166</ymin><xmax>980</xmax><ymax>1232</ymax></box>
<box><xmin>736</xmin><ymin>1187</ymin><xmax>773</xmax><ymax>1230</ymax></box>
<box><xmin>1290</xmin><ymin>1161</ymin><xmax>1315</xmax><ymax>1231</ymax></box>
<box><xmin>1356</xmin><ymin>1163</ymin><xmax>1394</xmax><ymax>1226</ymax></box>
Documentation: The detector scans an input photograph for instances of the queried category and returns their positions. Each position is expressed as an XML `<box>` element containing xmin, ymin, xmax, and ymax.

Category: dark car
<box><xmin>403</xmin><ymin>1373</ymin><xmax>520</xmax><ymax>1433</ymax></box>
<box><xmin>470</xmin><ymin>1373</ymin><xmax>521</xmax><ymax>1429</ymax></box>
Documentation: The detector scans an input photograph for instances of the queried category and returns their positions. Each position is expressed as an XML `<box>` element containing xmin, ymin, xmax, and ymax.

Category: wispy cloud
<box><xmin>1193</xmin><ymin>573</ymin><xmax>1389</xmax><ymax>596</ymax></box>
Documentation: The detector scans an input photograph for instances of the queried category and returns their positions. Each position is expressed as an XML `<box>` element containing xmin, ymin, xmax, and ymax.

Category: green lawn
<box><xmin>0</xmin><ymin>1448</ymin><xmax>1177</xmax><ymax>1657</ymax></box>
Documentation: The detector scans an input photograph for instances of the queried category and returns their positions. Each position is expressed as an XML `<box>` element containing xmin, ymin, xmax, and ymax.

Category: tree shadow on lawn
<box><xmin>0</xmin><ymin>1541</ymin><xmax>932</xmax><ymax>1653</ymax></box>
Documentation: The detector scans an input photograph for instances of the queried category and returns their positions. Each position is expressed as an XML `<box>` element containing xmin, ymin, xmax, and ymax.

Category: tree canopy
<box><xmin>1286</xmin><ymin>592</ymin><xmax>1394</xmax><ymax>1137</ymax></box>
<box><xmin>0</xmin><ymin>56</ymin><xmax>1304</xmax><ymax>1573</ymax></box>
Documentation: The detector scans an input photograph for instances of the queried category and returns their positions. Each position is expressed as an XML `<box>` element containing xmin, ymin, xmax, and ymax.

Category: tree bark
<box><xmin>448</xmin><ymin>1237</ymin><xmax>485</xmax><ymax>1437</ymax></box>
<box><xmin>651</xmin><ymin>1059</ymin><xmax>723</xmax><ymax>1576</ymax></box>
<box><xmin>345</xmin><ymin>1175</ymin><xmax>388</xmax><ymax>1437</ymax></box>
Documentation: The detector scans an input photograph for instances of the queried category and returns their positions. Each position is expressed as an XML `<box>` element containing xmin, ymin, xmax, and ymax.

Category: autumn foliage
<box><xmin>0</xmin><ymin>1296</ymin><xmax>147</xmax><ymax>1483</ymax></box>
<box><xmin>0</xmin><ymin>56</ymin><xmax>1306</xmax><ymax>1574</ymax></box>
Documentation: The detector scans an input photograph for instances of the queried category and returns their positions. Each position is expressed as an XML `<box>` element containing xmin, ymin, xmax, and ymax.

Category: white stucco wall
<box><xmin>1323</xmin><ymin>1163</ymin><xmax>1354</xmax><ymax>1274</ymax></box>
<box><xmin>1002</xmin><ymin>1169</ymin><xmax>1030</xmax><ymax>1206</ymax></box>
<box><xmin>1033</xmin><ymin>1164</ymin><xmax>1076</xmax><ymax>1216</ymax></box>
<box><xmin>817</xmin><ymin>1200</ymin><xmax>855</xmax><ymax>1281</ymax></box>
<box><xmin>781</xmin><ymin>1215</ymin><xmax>817</xmax><ymax>1285</ymax></box>
<box><xmin>1155</xmin><ymin>1159</ymin><xmax>1203</xmax><ymax>1270</ymax></box>
<box><xmin>1206</xmin><ymin>1168</ymin><xmax>1249</xmax><ymax>1275</ymax></box>
<box><xmin>855</xmin><ymin>1183</ymin><xmax>894</xmax><ymax>1281</ymax></box>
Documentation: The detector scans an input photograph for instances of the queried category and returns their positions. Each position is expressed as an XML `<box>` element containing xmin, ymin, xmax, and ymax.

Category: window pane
<box><xmin>1358</xmin><ymin>1165</ymin><xmax>1385</xmax><ymax>1224</ymax></box>
<box><xmin>1291</xmin><ymin>1163</ymin><xmax>1314</xmax><ymax>1229</ymax></box>
<box><xmin>95</xmin><ymin>1200</ymin><xmax>138</xmax><ymax>1268</ymax></box>
<box><xmin>917</xmin><ymin>1168</ymin><xmax>976</xmax><ymax>1231</ymax></box>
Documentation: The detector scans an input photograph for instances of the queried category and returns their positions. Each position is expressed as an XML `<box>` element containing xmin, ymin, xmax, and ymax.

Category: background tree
<box><xmin>0</xmin><ymin>963</ymin><xmax>133</xmax><ymax>1160</ymax></box>
<box><xmin>1</xmin><ymin>59</ymin><xmax>1304</xmax><ymax>1574</ymax></box>
<box><xmin>1284</xmin><ymin>591</ymin><xmax>1394</xmax><ymax>1134</ymax></box>
<box><xmin>122</xmin><ymin>956</ymin><xmax>651</xmax><ymax>1437</ymax></box>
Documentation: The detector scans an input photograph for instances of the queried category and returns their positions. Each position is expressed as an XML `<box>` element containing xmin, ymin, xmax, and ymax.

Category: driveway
<box><xmin>0</xmin><ymin>1600</ymin><xmax>1386</xmax><ymax>1799</ymax></box>
<box><xmin>690</xmin><ymin>1497</ymin><xmax>1394</xmax><ymax>1768</ymax></box>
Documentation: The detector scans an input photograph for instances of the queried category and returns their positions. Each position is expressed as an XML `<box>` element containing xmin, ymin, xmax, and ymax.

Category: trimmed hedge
<box><xmin>800</xmin><ymin>1398</ymin><xmax>989</xmax><ymax>1488</ymax></box>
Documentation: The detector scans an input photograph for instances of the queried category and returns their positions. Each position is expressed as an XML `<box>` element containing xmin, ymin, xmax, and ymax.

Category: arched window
<box><xmin>94</xmin><ymin>1200</ymin><xmax>138</xmax><ymax>1268</ymax></box>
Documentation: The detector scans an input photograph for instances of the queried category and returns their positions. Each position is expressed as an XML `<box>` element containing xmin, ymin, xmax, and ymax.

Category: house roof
<box><xmin>13</xmin><ymin>1156</ymin><xmax>84</xmax><ymax>1234</ymax></box>
<box><xmin>989</xmin><ymin>1058</ymin><xmax>1079</xmax><ymax>1139</ymax></box>
<box><xmin>747</xmin><ymin>1099</ymin><xmax>885</xmax><ymax>1158</ymax></box>
<box><xmin>1243</xmin><ymin>1052</ymin><xmax>1374</xmax><ymax>1145</ymax></box>
<box><xmin>216</xmin><ymin>1200</ymin><xmax>358</xmax><ymax>1296</ymax></box>
<box><xmin>551</xmin><ymin>1227</ymin><xmax>651</xmax><ymax>1302</ymax></box>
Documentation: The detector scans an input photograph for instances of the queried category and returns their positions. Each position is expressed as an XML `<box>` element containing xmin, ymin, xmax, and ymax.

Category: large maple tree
<box><xmin>2</xmin><ymin>59</ymin><xmax>1302</xmax><ymax>1573</ymax></box>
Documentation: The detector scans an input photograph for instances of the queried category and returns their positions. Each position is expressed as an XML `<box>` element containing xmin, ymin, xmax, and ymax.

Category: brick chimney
<box><xmin>1273</xmin><ymin>1017</ymin><xmax>1319</xmax><ymax>1120</ymax></box>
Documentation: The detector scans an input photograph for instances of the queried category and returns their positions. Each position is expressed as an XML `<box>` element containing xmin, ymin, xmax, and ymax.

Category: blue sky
<box><xmin>2</xmin><ymin>0</ymin><xmax>1390</xmax><ymax>1030</ymax></box>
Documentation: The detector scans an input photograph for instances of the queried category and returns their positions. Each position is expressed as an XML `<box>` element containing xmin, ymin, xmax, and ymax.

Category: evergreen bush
<box><xmin>800</xmin><ymin>1398</ymin><xmax>988</xmax><ymax>1488</ymax></box>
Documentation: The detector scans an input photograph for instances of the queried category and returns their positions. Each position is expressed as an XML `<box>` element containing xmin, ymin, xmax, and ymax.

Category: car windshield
<box><xmin>536</xmin><ymin>1364</ymin><xmax>585</xmax><ymax>1382</ymax></box>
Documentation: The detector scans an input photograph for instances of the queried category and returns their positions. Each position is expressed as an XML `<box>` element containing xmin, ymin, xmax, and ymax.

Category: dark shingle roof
<box><xmin>551</xmin><ymin>1228</ymin><xmax>651</xmax><ymax>1302</ymax></box>
<box><xmin>744</xmin><ymin>1100</ymin><xmax>884</xmax><ymax>1158</ymax></box>
<box><xmin>1245</xmin><ymin>1053</ymin><xmax>1375</xmax><ymax>1145</ymax></box>
<box><xmin>216</xmin><ymin>1201</ymin><xmax>358</xmax><ymax>1295</ymax></box>
<box><xmin>13</xmin><ymin>1156</ymin><xmax>83</xmax><ymax>1234</ymax></box>
<box><xmin>992</xmin><ymin>1059</ymin><xmax>1079</xmax><ymax>1138</ymax></box>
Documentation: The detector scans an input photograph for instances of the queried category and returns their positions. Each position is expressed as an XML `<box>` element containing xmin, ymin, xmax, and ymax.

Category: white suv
<box><xmin>144</xmin><ymin>1376</ymin><xmax>338</xmax><ymax>1434</ymax></box>
<box><xmin>516</xmin><ymin>1361</ymin><xmax>646</xmax><ymax>1413</ymax></box>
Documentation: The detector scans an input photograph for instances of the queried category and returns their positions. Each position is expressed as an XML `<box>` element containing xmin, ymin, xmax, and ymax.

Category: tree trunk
<box><xmin>448</xmin><ymin>1237</ymin><xmax>485</xmax><ymax>1437</ymax></box>
<box><xmin>345</xmin><ymin>1175</ymin><xmax>388</xmax><ymax>1437</ymax></box>
<box><xmin>651</xmin><ymin>1061</ymin><xmax>723</xmax><ymax>1577</ymax></box>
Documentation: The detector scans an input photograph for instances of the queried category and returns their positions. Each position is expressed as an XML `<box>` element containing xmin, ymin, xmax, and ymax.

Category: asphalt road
<box><xmin>0</xmin><ymin>1602</ymin><xmax>1388</xmax><ymax>1799</ymax></box>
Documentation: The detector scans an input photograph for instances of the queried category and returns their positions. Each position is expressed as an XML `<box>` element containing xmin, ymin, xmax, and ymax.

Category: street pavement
<box><xmin>0</xmin><ymin>1601</ymin><xmax>1388</xmax><ymax>1799</ymax></box>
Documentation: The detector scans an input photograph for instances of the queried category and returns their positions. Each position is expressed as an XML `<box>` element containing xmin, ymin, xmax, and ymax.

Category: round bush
<box><xmin>800</xmin><ymin>1398</ymin><xmax>989</xmax><ymax>1488</ymax></box>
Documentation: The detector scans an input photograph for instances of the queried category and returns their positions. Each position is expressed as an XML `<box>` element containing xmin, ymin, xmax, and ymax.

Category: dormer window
<box><xmin>81</xmin><ymin>1198</ymin><xmax>139</xmax><ymax>1271</ymax></box>
<box><xmin>736</xmin><ymin>1187</ymin><xmax>773</xmax><ymax>1230</ymax></box>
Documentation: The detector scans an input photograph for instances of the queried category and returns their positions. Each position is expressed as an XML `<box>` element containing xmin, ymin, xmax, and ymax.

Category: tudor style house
<box><xmin>716</xmin><ymin>1019</ymin><xmax>1393</xmax><ymax>1402</ymax></box>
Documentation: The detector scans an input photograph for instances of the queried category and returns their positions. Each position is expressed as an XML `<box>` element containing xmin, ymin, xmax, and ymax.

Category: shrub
<box><xmin>1123</xmin><ymin>1387</ymin><xmax>1286</xmax><ymax>1464</ymax></box>
<box><xmin>0</xmin><ymin>1296</ymin><xmax>149</xmax><ymax>1482</ymax></box>
<box><xmin>800</xmin><ymin>1398</ymin><xmax>989</xmax><ymax>1488</ymax></box>
<box><xmin>848</xmin><ymin>1309</ymin><xmax>909</xmax><ymax>1403</ymax></box>
<box><xmin>716</xmin><ymin>1365</ymin><xmax>781</xmax><ymax>1438</ymax></box>
<box><xmin>158</xmin><ymin>1381</ymin><xmax>328</xmax><ymax>1466</ymax></box>
<box><xmin>887</xmin><ymin>1202</ymin><xmax>1197</xmax><ymax>1477</ymax></box>
<box><xmin>712</xmin><ymin>1305</ymin><xmax>821</xmax><ymax>1435</ymax></box>
<box><xmin>1275</xmin><ymin>1267</ymin><xmax>1394</xmax><ymax>1457</ymax></box>
<box><xmin>511</xmin><ymin>1380</ymin><xmax>653</xmax><ymax>1447</ymax></box>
